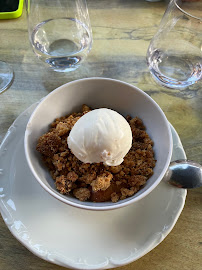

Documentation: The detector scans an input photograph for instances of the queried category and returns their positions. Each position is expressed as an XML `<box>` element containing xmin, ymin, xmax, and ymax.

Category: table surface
<box><xmin>0</xmin><ymin>1</ymin><xmax>201</xmax><ymax>270</ymax></box>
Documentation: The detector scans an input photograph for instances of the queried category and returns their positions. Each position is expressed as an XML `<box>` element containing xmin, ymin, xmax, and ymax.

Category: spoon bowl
<box><xmin>164</xmin><ymin>159</ymin><xmax>202</xmax><ymax>189</ymax></box>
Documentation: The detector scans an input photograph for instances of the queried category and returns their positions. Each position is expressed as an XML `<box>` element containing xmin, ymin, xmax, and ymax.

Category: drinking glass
<box><xmin>26</xmin><ymin>0</ymin><xmax>92</xmax><ymax>72</ymax></box>
<box><xmin>0</xmin><ymin>61</ymin><xmax>13</xmax><ymax>94</ymax></box>
<box><xmin>146</xmin><ymin>0</ymin><xmax>202</xmax><ymax>89</ymax></box>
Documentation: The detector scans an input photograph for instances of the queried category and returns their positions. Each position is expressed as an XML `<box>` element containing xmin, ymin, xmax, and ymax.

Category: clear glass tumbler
<box><xmin>146</xmin><ymin>0</ymin><xmax>202</xmax><ymax>89</ymax></box>
<box><xmin>26</xmin><ymin>0</ymin><xmax>92</xmax><ymax>72</ymax></box>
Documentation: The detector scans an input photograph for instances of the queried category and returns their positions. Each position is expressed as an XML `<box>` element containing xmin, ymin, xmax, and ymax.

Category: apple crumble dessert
<box><xmin>36</xmin><ymin>105</ymin><xmax>156</xmax><ymax>202</ymax></box>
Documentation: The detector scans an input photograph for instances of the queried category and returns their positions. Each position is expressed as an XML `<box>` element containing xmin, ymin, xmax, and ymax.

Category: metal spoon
<box><xmin>164</xmin><ymin>159</ymin><xmax>202</xmax><ymax>189</ymax></box>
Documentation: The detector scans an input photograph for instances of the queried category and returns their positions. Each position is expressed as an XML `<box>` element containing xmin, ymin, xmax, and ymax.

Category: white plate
<box><xmin>0</xmin><ymin>103</ymin><xmax>187</xmax><ymax>270</ymax></box>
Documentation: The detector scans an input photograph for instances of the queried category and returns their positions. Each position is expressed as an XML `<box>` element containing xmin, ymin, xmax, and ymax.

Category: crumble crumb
<box><xmin>120</xmin><ymin>187</ymin><xmax>136</xmax><ymax>200</ymax></box>
<box><xmin>66</xmin><ymin>171</ymin><xmax>78</xmax><ymax>182</ymax></box>
<box><xmin>111</xmin><ymin>192</ymin><xmax>119</xmax><ymax>203</ymax></box>
<box><xmin>91</xmin><ymin>172</ymin><xmax>113</xmax><ymax>192</ymax></box>
<box><xmin>55</xmin><ymin>122</ymin><xmax>70</xmax><ymax>136</ymax></box>
<box><xmin>55</xmin><ymin>175</ymin><xmax>74</xmax><ymax>194</ymax></box>
<box><xmin>73</xmin><ymin>188</ymin><xmax>91</xmax><ymax>201</ymax></box>
<box><xmin>82</xmin><ymin>104</ymin><xmax>91</xmax><ymax>112</ymax></box>
<box><xmin>109</xmin><ymin>165</ymin><xmax>122</xmax><ymax>174</ymax></box>
<box><xmin>36</xmin><ymin>132</ymin><xmax>62</xmax><ymax>157</ymax></box>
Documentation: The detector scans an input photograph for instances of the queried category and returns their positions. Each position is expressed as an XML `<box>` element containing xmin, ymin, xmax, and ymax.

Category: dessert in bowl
<box><xmin>24</xmin><ymin>77</ymin><xmax>172</xmax><ymax>210</ymax></box>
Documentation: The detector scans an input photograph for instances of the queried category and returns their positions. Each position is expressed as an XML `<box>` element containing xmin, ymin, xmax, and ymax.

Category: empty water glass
<box><xmin>146</xmin><ymin>0</ymin><xmax>202</xmax><ymax>89</ymax></box>
<box><xmin>26</xmin><ymin>0</ymin><xmax>92</xmax><ymax>72</ymax></box>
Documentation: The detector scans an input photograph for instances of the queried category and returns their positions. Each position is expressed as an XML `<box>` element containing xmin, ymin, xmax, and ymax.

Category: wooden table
<box><xmin>0</xmin><ymin>1</ymin><xmax>201</xmax><ymax>269</ymax></box>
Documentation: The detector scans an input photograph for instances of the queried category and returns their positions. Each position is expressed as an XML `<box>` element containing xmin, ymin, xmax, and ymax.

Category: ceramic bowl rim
<box><xmin>24</xmin><ymin>77</ymin><xmax>173</xmax><ymax>211</ymax></box>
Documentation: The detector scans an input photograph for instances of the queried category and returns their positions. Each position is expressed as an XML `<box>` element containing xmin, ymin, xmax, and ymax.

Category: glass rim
<box><xmin>174</xmin><ymin>0</ymin><xmax>202</xmax><ymax>21</ymax></box>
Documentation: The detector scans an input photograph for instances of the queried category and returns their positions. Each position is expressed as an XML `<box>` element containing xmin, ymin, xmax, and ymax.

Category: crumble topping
<box><xmin>36</xmin><ymin>105</ymin><xmax>156</xmax><ymax>202</ymax></box>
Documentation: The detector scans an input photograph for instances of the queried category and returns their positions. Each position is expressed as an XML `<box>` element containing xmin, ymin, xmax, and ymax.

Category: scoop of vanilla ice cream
<box><xmin>67</xmin><ymin>108</ymin><xmax>132</xmax><ymax>166</ymax></box>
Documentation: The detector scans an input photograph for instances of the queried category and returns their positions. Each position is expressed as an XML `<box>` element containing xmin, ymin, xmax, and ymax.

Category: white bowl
<box><xmin>24</xmin><ymin>77</ymin><xmax>172</xmax><ymax>210</ymax></box>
